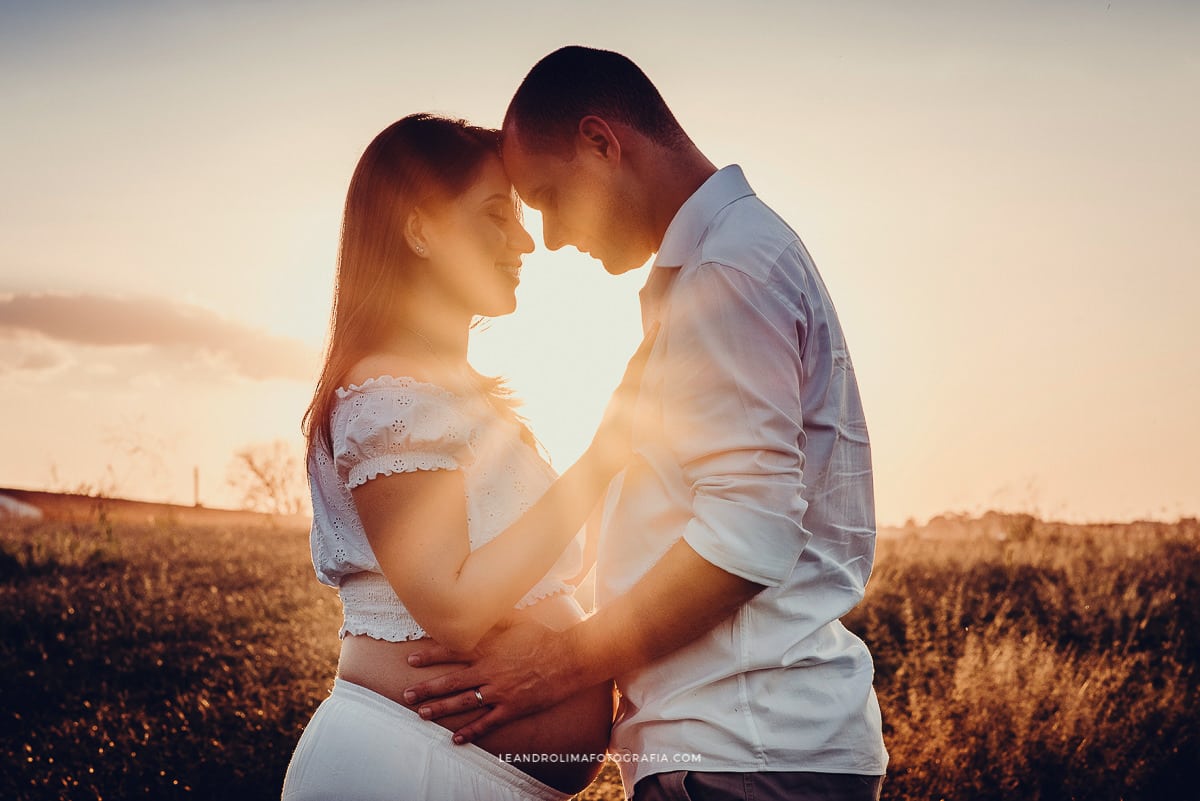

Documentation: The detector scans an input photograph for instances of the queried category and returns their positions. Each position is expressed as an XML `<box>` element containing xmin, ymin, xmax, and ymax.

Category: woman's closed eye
<box><xmin>485</xmin><ymin>202</ymin><xmax>514</xmax><ymax>223</ymax></box>
<box><xmin>488</xmin><ymin>201</ymin><xmax>525</xmax><ymax>229</ymax></box>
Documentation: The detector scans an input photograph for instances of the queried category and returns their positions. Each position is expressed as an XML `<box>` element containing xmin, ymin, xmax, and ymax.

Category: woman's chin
<box><xmin>477</xmin><ymin>295</ymin><xmax>518</xmax><ymax>319</ymax></box>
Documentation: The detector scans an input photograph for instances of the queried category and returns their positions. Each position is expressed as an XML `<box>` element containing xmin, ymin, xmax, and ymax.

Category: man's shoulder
<box><xmin>692</xmin><ymin>196</ymin><xmax>810</xmax><ymax>283</ymax></box>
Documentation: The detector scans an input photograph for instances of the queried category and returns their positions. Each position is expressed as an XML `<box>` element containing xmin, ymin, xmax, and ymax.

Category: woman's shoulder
<box><xmin>331</xmin><ymin>354</ymin><xmax>480</xmax><ymax>478</ymax></box>
<box><xmin>337</xmin><ymin>353</ymin><xmax>462</xmax><ymax>399</ymax></box>
<box><xmin>340</xmin><ymin>352</ymin><xmax>439</xmax><ymax>392</ymax></box>
<box><xmin>333</xmin><ymin>352</ymin><xmax>474</xmax><ymax>437</ymax></box>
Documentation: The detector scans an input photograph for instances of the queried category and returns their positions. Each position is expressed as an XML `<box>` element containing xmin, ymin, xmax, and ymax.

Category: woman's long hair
<box><xmin>302</xmin><ymin>114</ymin><xmax>529</xmax><ymax>460</ymax></box>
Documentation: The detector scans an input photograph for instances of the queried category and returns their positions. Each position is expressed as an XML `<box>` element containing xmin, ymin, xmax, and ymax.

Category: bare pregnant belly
<box><xmin>336</xmin><ymin>594</ymin><xmax>613</xmax><ymax>794</ymax></box>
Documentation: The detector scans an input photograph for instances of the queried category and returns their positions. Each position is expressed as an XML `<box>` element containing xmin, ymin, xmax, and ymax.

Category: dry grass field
<box><xmin>1</xmin><ymin>492</ymin><xmax>1196</xmax><ymax>800</ymax></box>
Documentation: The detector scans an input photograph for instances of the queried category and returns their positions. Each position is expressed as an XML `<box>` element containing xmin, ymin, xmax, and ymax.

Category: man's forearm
<box><xmin>562</xmin><ymin>538</ymin><xmax>765</xmax><ymax>687</ymax></box>
<box><xmin>397</xmin><ymin>536</ymin><xmax>768</xmax><ymax>743</ymax></box>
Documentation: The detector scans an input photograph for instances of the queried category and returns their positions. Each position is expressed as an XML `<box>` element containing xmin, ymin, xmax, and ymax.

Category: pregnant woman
<box><xmin>282</xmin><ymin>114</ymin><xmax>650</xmax><ymax>800</ymax></box>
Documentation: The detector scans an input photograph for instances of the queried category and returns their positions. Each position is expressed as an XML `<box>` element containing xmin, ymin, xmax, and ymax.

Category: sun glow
<box><xmin>2</xmin><ymin>2</ymin><xmax>1197</xmax><ymax>524</ymax></box>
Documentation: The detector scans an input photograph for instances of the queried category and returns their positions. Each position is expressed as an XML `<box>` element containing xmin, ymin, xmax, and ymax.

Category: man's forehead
<box><xmin>501</xmin><ymin>138</ymin><xmax>552</xmax><ymax>196</ymax></box>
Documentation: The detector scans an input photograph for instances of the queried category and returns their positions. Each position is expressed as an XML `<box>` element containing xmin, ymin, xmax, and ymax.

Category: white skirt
<box><xmin>282</xmin><ymin>678</ymin><xmax>572</xmax><ymax>801</ymax></box>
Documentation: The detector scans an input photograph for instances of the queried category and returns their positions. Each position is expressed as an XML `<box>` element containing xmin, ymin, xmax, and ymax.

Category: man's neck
<box><xmin>644</xmin><ymin>144</ymin><xmax>718</xmax><ymax>249</ymax></box>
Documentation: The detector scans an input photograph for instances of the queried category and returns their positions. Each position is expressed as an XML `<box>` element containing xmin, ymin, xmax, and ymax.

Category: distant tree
<box><xmin>102</xmin><ymin>416</ymin><xmax>174</xmax><ymax>500</ymax></box>
<box><xmin>49</xmin><ymin>462</ymin><xmax>120</xmax><ymax>499</ymax></box>
<box><xmin>226</xmin><ymin>440</ymin><xmax>306</xmax><ymax>515</ymax></box>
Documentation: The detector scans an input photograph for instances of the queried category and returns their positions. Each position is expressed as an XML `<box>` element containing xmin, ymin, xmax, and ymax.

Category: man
<box><xmin>405</xmin><ymin>46</ymin><xmax>888</xmax><ymax>800</ymax></box>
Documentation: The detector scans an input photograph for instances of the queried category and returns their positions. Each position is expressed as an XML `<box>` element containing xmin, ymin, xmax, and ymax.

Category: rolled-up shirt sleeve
<box><xmin>661</xmin><ymin>261</ymin><xmax>810</xmax><ymax>587</ymax></box>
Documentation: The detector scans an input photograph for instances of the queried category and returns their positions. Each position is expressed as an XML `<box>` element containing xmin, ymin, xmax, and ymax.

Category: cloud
<box><xmin>0</xmin><ymin>292</ymin><xmax>317</xmax><ymax>381</ymax></box>
<box><xmin>0</xmin><ymin>332</ymin><xmax>71</xmax><ymax>376</ymax></box>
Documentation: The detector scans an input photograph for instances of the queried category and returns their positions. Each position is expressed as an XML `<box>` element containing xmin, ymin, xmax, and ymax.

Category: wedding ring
<box><xmin>473</xmin><ymin>688</ymin><xmax>486</xmax><ymax>707</ymax></box>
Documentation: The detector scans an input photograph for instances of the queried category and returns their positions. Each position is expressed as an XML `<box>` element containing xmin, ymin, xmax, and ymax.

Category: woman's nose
<box><xmin>512</xmin><ymin>221</ymin><xmax>535</xmax><ymax>254</ymax></box>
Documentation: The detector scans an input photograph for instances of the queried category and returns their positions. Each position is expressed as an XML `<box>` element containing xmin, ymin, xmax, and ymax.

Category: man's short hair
<box><xmin>504</xmin><ymin>46</ymin><xmax>686</xmax><ymax>156</ymax></box>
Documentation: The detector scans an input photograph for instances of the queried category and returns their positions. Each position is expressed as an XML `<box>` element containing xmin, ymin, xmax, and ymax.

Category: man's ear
<box><xmin>577</xmin><ymin>116</ymin><xmax>621</xmax><ymax>165</ymax></box>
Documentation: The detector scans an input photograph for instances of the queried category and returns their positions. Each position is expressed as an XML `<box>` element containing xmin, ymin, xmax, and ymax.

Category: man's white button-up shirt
<box><xmin>598</xmin><ymin>165</ymin><xmax>888</xmax><ymax>791</ymax></box>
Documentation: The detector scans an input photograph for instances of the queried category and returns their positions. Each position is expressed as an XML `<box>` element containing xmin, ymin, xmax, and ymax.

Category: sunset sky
<box><xmin>2</xmin><ymin>1</ymin><xmax>1197</xmax><ymax>525</ymax></box>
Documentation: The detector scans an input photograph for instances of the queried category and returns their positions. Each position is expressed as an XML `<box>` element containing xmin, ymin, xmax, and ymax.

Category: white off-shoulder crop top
<box><xmin>307</xmin><ymin>376</ymin><xmax>584</xmax><ymax>642</ymax></box>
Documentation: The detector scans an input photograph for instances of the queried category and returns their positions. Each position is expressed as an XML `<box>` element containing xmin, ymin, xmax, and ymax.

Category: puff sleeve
<box><xmin>332</xmin><ymin>378</ymin><xmax>477</xmax><ymax>490</ymax></box>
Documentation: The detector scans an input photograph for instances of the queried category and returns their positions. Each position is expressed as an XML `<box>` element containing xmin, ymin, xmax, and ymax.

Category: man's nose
<box><xmin>541</xmin><ymin>216</ymin><xmax>566</xmax><ymax>251</ymax></box>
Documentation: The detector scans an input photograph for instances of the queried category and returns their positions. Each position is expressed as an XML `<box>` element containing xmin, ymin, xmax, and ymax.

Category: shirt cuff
<box><xmin>681</xmin><ymin>493</ymin><xmax>811</xmax><ymax>587</ymax></box>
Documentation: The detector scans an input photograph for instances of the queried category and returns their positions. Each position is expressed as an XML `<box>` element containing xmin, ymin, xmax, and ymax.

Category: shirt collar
<box><xmin>652</xmin><ymin>164</ymin><xmax>755</xmax><ymax>269</ymax></box>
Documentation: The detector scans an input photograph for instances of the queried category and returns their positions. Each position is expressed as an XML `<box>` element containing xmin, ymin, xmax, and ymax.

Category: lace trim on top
<box><xmin>338</xmin><ymin>572</ymin><xmax>426</xmax><ymax>641</ymax></box>
<box><xmin>347</xmin><ymin>451</ymin><xmax>461</xmax><ymax>489</ymax></box>
<box><xmin>334</xmin><ymin>374</ymin><xmax>462</xmax><ymax>402</ymax></box>
<box><xmin>338</xmin><ymin>571</ymin><xmax>575</xmax><ymax>642</ymax></box>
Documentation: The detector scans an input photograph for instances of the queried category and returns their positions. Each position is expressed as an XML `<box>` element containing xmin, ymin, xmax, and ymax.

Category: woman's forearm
<box><xmin>425</xmin><ymin>444</ymin><xmax>617</xmax><ymax>651</ymax></box>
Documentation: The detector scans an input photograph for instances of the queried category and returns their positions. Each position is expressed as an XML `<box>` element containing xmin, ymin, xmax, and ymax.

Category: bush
<box><xmin>0</xmin><ymin>516</ymin><xmax>339</xmax><ymax>800</ymax></box>
<box><xmin>845</xmin><ymin>521</ymin><xmax>1199</xmax><ymax>800</ymax></box>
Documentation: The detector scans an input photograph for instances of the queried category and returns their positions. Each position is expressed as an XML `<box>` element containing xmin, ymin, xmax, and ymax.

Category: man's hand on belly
<box><xmin>403</xmin><ymin>620</ymin><xmax>584</xmax><ymax>744</ymax></box>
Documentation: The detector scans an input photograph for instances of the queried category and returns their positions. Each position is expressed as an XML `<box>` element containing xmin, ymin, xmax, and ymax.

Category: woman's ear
<box><xmin>404</xmin><ymin>208</ymin><xmax>429</xmax><ymax>258</ymax></box>
<box><xmin>577</xmin><ymin>115</ymin><xmax>621</xmax><ymax>165</ymax></box>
